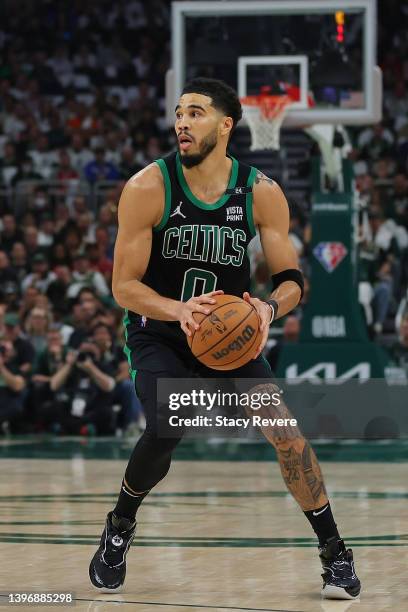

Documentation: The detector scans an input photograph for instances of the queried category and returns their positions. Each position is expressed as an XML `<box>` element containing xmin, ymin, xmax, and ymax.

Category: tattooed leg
<box><xmin>248</xmin><ymin>384</ymin><xmax>328</xmax><ymax>511</ymax></box>
<box><xmin>276</xmin><ymin>438</ymin><xmax>328</xmax><ymax>510</ymax></box>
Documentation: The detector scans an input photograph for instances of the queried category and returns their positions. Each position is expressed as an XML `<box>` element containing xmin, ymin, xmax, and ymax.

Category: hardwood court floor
<box><xmin>0</xmin><ymin>438</ymin><xmax>406</xmax><ymax>612</ymax></box>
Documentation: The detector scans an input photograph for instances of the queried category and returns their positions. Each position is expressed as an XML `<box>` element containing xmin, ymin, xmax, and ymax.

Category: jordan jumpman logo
<box><xmin>170</xmin><ymin>201</ymin><xmax>186</xmax><ymax>219</ymax></box>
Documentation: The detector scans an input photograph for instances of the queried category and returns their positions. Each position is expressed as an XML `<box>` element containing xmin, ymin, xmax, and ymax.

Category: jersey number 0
<box><xmin>181</xmin><ymin>268</ymin><xmax>217</xmax><ymax>301</ymax></box>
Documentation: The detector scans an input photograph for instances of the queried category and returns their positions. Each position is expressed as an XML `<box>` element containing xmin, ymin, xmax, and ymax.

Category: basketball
<box><xmin>187</xmin><ymin>294</ymin><xmax>260</xmax><ymax>370</ymax></box>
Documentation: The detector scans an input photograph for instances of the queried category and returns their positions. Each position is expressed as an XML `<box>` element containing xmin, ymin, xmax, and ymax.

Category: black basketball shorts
<box><xmin>126</xmin><ymin>330</ymin><xmax>273</xmax><ymax>434</ymax></box>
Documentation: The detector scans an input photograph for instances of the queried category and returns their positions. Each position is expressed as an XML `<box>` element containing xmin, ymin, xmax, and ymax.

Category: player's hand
<box><xmin>177</xmin><ymin>289</ymin><xmax>224</xmax><ymax>337</ymax></box>
<box><xmin>242</xmin><ymin>292</ymin><xmax>271</xmax><ymax>359</ymax></box>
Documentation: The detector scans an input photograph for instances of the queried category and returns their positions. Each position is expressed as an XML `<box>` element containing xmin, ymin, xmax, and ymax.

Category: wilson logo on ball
<box><xmin>211</xmin><ymin>325</ymin><xmax>256</xmax><ymax>360</ymax></box>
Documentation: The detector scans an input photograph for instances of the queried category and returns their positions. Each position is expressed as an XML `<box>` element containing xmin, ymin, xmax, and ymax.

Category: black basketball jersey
<box><xmin>125</xmin><ymin>151</ymin><xmax>258</xmax><ymax>348</ymax></box>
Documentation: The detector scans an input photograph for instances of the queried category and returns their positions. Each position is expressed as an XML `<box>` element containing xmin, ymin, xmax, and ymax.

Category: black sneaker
<box><xmin>319</xmin><ymin>537</ymin><xmax>361</xmax><ymax>600</ymax></box>
<box><xmin>89</xmin><ymin>512</ymin><xmax>136</xmax><ymax>593</ymax></box>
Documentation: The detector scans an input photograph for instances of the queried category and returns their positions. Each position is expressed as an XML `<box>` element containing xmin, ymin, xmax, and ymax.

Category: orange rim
<box><xmin>240</xmin><ymin>94</ymin><xmax>293</xmax><ymax>119</ymax></box>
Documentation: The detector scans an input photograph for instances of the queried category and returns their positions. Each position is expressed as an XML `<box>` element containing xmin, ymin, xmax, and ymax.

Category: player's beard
<box><xmin>179</xmin><ymin>127</ymin><xmax>218</xmax><ymax>168</ymax></box>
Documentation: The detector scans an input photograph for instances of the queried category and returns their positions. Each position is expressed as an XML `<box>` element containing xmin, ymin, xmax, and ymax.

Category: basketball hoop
<box><xmin>240</xmin><ymin>94</ymin><xmax>294</xmax><ymax>151</ymax></box>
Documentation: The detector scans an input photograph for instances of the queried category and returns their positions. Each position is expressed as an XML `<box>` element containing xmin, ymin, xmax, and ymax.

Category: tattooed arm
<box><xmin>254</xmin><ymin>170</ymin><xmax>275</xmax><ymax>186</ymax></box>
<box><xmin>248</xmin><ymin>383</ymin><xmax>328</xmax><ymax>511</ymax></box>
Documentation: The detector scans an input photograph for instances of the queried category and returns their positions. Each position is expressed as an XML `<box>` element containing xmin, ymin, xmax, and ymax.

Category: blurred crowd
<box><xmin>346</xmin><ymin>1</ymin><xmax>408</xmax><ymax>346</ymax></box>
<box><xmin>0</xmin><ymin>0</ymin><xmax>408</xmax><ymax>435</ymax></box>
<box><xmin>0</xmin><ymin>0</ymin><xmax>171</xmax><ymax>434</ymax></box>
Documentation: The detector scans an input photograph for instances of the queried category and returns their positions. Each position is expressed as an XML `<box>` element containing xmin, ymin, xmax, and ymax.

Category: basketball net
<box><xmin>240</xmin><ymin>93</ymin><xmax>294</xmax><ymax>151</ymax></box>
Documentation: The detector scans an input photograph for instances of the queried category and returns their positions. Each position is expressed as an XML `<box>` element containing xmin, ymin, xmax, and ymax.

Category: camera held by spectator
<box><xmin>41</xmin><ymin>339</ymin><xmax>117</xmax><ymax>435</ymax></box>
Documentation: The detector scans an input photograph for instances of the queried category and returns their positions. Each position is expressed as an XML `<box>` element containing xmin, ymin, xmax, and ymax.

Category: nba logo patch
<box><xmin>313</xmin><ymin>242</ymin><xmax>347</xmax><ymax>273</ymax></box>
<box><xmin>141</xmin><ymin>316</ymin><xmax>147</xmax><ymax>327</ymax></box>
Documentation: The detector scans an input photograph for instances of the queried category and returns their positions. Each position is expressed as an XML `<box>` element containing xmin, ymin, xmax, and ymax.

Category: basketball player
<box><xmin>89</xmin><ymin>78</ymin><xmax>360</xmax><ymax>600</ymax></box>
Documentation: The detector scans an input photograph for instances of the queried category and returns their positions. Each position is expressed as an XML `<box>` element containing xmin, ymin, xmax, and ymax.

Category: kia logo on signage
<box><xmin>313</xmin><ymin>242</ymin><xmax>348</xmax><ymax>273</ymax></box>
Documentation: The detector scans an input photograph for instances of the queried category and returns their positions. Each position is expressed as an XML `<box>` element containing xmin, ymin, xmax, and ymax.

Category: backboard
<box><xmin>167</xmin><ymin>0</ymin><xmax>382</xmax><ymax>127</ymax></box>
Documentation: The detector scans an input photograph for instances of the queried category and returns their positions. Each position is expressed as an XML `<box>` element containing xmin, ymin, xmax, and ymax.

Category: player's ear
<box><xmin>220</xmin><ymin>116</ymin><xmax>233</xmax><ymax>138</ymax></box>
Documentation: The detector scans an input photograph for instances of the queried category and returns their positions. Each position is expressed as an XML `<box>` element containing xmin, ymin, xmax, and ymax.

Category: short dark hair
<box><xmin>182</xmin><ymin>77</ymin><xmax>242</xmax><ymax>137</ymax></box>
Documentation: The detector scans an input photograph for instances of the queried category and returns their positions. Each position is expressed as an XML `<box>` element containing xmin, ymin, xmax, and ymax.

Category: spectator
<box><xmin>18</xmin><ymin>286</ymin><xmax>40</xmax><ymax>322</ymax></box>
<box><xmin>55</xmin><ymin>149</ymin><xmax>79</xmax><ymax>181</ymax></box>
<box><xmin>0</xmin><ymin>141</ymin><xmax>19</xmax><ymax>185</ymax></box>
<box><xmin>21</xmin><ymin>252</ymin><xmax>57</xmax><ymax>294</ymax></box>
<box><xmin>46</xmin><ymin>265</ymin><xmax>73</xmax><ymax>318</ymax></box>
<box><xmin>70</xmin><ymin>195</ymin><xmax>89</xmax><ymax>219</ymax></box>
<box><xmin>47</xmin><ymin>110</ymin><xmax>68</xmax><ymax>150</ymax></box>
<box><xmin>97</xmin><ymin>202</ymin><xmax>117</xmax><ymax>246</ymax></box>
<box><xmin>67</xmin><ymin>133</ymin><xmax>94</xmax><ymax>175</ymax></box>
<box><xmin>0</xmin><ymin>250</ymin><xmax>18</xmax><ymax>285</ymax></box>
<box><xmin>0</xmin><ymin>214</ymin><xmax>25</xmax><ymax>253</ymax></box>
<box><xmin>2</xmin><ymin>281</ymin><xmax>20</xmax><ymax>310</ymax></box>
<box><xmin>251</xmin><ymin>260</ymin><xmax>271</xmax><ymax>301</ymax></box>
<box><xmin>68</xmin><ymin>289</ymin><xmax>106</xmax><ymax>348</ymax></box>
<box><xmin>135</xmin><ymin>136</ymin><xmax>163</xmax><ymax>167</ymax></box>
<box><xmin>73</xmin><ymin>44</ymin><xmax>97</xmax><ymax>72</ymax></box>
<box><xmin>266</xmin><ymin>316</ymin><xmax>301</xmax><ymax>373</ymax></box>
<box><xmin>2</xmin><ymin>102</ymin><xmax>28</xmax><ymax>140</ymax></box>
<box><xmin>358</xmin><ymin>123</ymin><xmax>395</xmax><ymax>162</ymax></box>
<box><xmin>67</xmin><ymin>253</ymin><xmax>110</xmax><ymax>299</ymax></box>
<box><xmin>54</xmin><ymin>203</ymin><xmax>71</xmax><ymax>234</ymax></box>
<box><xmin>10</xmin><ymin>155</ymin><xmax>42</xmax><ymax>187</ymax></box>
<box><xmin>20</xmin><ymin>212</ymin><xmax>38</xmax><ymax>231</ymax></box>
<box><xmin>390</xmin><ymin>314</ymin><xmax>408</xmax><ymax>376</ymax></box>
<box><xmin>49</xmin><ymin>242</ymin><xmax>71</xmax><ymax>268</ymax></box>
<box><xmin>24</xmin><ymin>306</ymin><xmax>52</xmax><ymax>359</ymax></box>
<box><xmin>23</xmin><ymin>226</ymin><xmax>42</xmax><ymax>258</ymax></box>
<box><xmin>385</xmin><ymin>81</ymin><xmax>408</xmax><ymax>128</ymax></box>
<box><xmin>76</xmin><ymin>211</ymin><xmax>96</xmax><ymax>244</ymax></box>
<box><xmin>391</xmin><ymin>173</ymin><xmax>408</xmax><ymax>228</ymax></box>
<box><xmin>28</xmin><ymin>134</ymin><xmax>58</xmax><ymax>179</ymax></box>
<box><xmin>83</xmin><ymin>148</ymin><xmax>120</xmax><ymax>183</ymax></box>
<box><xmin>10</xmin><ymin>242</ymin><xmax>28</xmax><ymax>284</ymax></box>
<box><xmin>30</xmin><ymin>327</ymin><xmax>67</xmax><ymax>432</ymax></box>
<box><xmin>47</xmin><ymin>44</ymin><xmax>74</xmax><ymax>88</ymax></box>
<box><xmin>2</xmin><ymin>312</ymin><xmax>35</xmax><ymax>377</ymax></box>
<box><xmin>85</xmin><ymin>242</ymin><xmax>113</xmax><ymax>280</ymax></box>
<box><xmin>369</xmin><ymin>206</ymin><xmax>408</xmax><ymax>254</ymax></box>
<box><xmin>91</xmin><ymin>322</ymin><xmax>143</xmax><ymax>432</ymax></box>
<box><xmin>38</xmin><ymin>215</ymin><xmax>56</xmax><ymax>248</ymax></box>
<box><xmin>371</xmin><ymin>258</ymin><xmax>395</xmax><ymax>334</ymax></box>
<box><xmin>60</xmin><ymin>223</ymin><xmax>83</xmax><ymax>259</ymax></box>
<box><xmin>133</xmin><ymin>48</ymin><xmax>154</xmax><ymax>80</ymax></box>
<box><xmin>46</xmin><ymin>340</ymin><xmax>117</xmax><ymax>435</ymax></box>
<box><xmin>0</xmin><ymin>338</ymin><xmax>27</xmax><ymax>433</ymax></box>
<box><xmin>104</xmin><ymin>131</ymin><xmax>122</xmax><ymax>167</ymax></box>
<box><xmin>119</xmin><ymin>146</ymin><xmax>142</xmax><ymax>179</ymax></box>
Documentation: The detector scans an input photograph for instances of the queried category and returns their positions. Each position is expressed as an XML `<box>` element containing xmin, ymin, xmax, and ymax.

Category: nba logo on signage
<box><xmin>313</xmin><ymin>242</ymin><xmax>348</xmax><ymax>273</ymax></box>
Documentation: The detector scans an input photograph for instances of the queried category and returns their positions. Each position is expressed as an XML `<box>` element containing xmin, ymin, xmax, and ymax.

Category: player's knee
<box><xmin>140</xmin><ymin>428</ymin><xmax>183</xmax><ymax>451</ymax></box>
